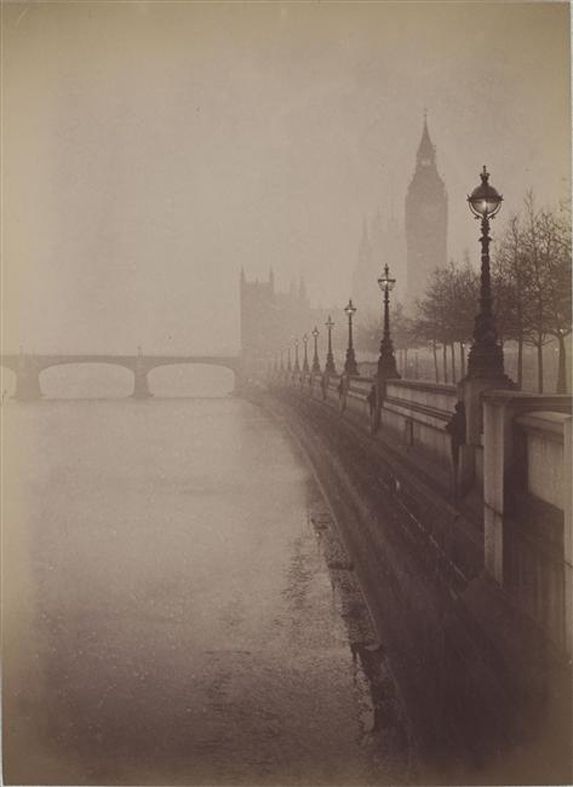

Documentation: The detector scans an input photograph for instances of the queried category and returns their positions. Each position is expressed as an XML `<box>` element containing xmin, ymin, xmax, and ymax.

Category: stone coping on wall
<box><xmin>481</xmin><ymin>389</ymin><xmax>573</xmax><ymax>413</ymax></box>
<box><xmin>387</xmin><ymin>378</ymin><xmax>457</xmax><ymax>395</ymax></box>
<box><xmin>516</xmin><ymin>411</ymin><xmax>570</xmax><ymax>442</ymax></box>
<box><xmin>383</xmin><ymin>397</ymin><xmax>452</xmax><ymax>431</ymax></box>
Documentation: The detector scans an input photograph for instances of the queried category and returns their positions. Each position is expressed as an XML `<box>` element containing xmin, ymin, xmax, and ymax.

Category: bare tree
<box><xmin>518</xmin><ymin>193</ymin><xmax>571</xmax><ymax>393</ymax></box>
<box><xmin>493</xmin><ymin>215</ymin><xmax>529</xmax><ymax>387</ymax></box>
<box><xmin>539</xmin><ymin>201</ymin><xmax>572</xmax><ymax>392</ymax></box>
<box><xmin>412</xmin><ymin>261</ymin><xmax>478</xmax><ymax>384</ymax></box>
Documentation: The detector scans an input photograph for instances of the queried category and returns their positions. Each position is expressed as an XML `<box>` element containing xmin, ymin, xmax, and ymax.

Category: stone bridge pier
<box><xmin>132</xmin><ymin>367</ymin><xmax>151</xmax><ymax>399</ymax></box>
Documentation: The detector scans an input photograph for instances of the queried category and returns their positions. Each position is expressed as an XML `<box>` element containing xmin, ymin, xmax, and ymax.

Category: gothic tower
<box><xmin>404</xmin><ymin>116</ymin><xmax>448</xmax><ymax>311</ymax></box>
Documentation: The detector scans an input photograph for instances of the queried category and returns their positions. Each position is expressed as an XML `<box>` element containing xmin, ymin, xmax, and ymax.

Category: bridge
<box><xmin>0</xmin><ymin>353</ymin><xmax>242</xmax><ymax>400</ymax></box>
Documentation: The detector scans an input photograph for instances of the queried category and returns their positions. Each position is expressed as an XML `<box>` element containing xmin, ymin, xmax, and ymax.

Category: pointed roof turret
<box><xmin>416</xmin><ymin>112</ymin><xmax>436</xmax><ymax>168</ymax></box>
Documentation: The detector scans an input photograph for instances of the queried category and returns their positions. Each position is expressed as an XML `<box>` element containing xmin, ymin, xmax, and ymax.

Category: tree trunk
<box><xmin>404</xmin><ymin>348</ymin><xmax>409</xmax><ymax>377</ymax></box>
<box><xmin>556</xmin><ymin>334</ymin><xmax>567</xmax><ymax>394</ymax></box>
<box><xmin>450</xmin><ymin>344</ymin><xmax>456</xmax><ymax>383</ymax></box>
<box><xmin>432</xmin><ymin>340</ymin><xmax>439</xmax><ymax>383</ymax></box>
<box><xmin>459</xmin><ymin>342</ymin><xmax>465</xmax><ymax>378</ymax></box>
<box><xmin>537</xmin><ymin>339</ymin><xmax>544</xmax><ymax>393</ymax></box>
<box><xmin>442</xmin><ymin>344</ymin><xmax>448</xmax><ymax>384</ymax></box>
<box><xmin>517</xmin><ymin>334</ymin><xmax>523</xmax><ymax>390</ymax></box>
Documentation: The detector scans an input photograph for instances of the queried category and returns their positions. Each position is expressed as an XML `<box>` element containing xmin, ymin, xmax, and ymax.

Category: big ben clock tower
<box><xmin>404</xmin><ymin>115</ymin><xmax>448</xmax><ymax>311</ymax></box>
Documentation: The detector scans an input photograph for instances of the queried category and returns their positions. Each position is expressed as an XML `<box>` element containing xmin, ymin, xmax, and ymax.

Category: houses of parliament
<box><xmin>241</xmin><ymin>116</ymin><xmax>448</xmax><ymax>373</ymax></box>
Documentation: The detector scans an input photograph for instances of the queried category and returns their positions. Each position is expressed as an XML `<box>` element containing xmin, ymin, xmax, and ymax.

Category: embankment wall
<box><xmin>255</xmin><ymin>387</ymin><xmax>572</xmax><ymax>786</ymax></box>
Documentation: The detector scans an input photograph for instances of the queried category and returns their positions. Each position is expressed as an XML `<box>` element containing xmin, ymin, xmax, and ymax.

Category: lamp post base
<box><xmin>344</xmin><ymin>348</ymin><xmax>358</xmax><ymax>377</ymax></box>
<box><xmin>466</xmin><ymin>338</ymin><xmax>509</xmax><ymax>381</ymax></box>
<box><xmin>377</xmin><ymin>347</ymin><xmax>400</xmax><ymax>381</ymax></box>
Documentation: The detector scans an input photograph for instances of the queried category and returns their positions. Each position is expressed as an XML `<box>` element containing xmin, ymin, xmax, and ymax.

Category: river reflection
<box><xmin>2</xmin><ymin>395</ymin><xmax>412</xmax><ymax>785</ymax></box>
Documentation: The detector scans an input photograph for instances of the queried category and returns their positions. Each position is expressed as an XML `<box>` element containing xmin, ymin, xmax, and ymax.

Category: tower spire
<box><xmin>417</xmin><ymin>111</ymin><xmax>436</xmax><ymax>168</ymax></box>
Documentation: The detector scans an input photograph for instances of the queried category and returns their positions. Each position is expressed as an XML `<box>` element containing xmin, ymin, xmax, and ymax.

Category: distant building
<box><xmin>404</xmin><ymin>116</ymin><xmax>448</xmax><ymax>311</ymax></box>
<box><xmin>351</xmin><ymin>211</ymin><xmax>407</xmax><ymax>326</ymax></box>
<box><xmin>240</xmin><ymin>270</ymin><xmax>340</xmax><ymax>376</ymax></box>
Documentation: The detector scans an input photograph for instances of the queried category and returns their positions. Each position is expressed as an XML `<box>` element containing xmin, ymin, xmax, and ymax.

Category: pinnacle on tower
<box><xmin>416</xmin><ymin>112</ymin><xmax>436</xmax><ymax>167</ymax></box>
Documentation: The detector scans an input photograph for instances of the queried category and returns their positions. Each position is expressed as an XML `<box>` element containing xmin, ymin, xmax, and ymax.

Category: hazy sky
<box><xmin>3</xmin><ymin>1</ymin><xmax>570</xmax><ymax>354</ymax></box>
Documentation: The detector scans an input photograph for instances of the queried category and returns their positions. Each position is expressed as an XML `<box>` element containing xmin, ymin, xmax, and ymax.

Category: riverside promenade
<box><xmin>253</xmin><ymin>377</ymin><xmax>572</xmax><ymax>786</ymax></box>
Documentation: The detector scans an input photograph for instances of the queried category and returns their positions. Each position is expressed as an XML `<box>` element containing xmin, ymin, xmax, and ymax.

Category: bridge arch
<box><xmin>39</xmin><ymin>362</ymin><xmax>134</xmax><ymax>399</ymax></box>
<box><xmin>0</xmin><ymin>354</ymin><xmax>241</xmax><ymax>400</ymax></box>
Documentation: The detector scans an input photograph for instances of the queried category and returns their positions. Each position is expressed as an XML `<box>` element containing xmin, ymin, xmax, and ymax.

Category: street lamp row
<box><xmin>274</xmin><ymin>164</ymin><xmax>508</xmax><ymax>388</ymax></box>
<box><xmin>277</xmin><ymin>267</ymin><xmax>400</xmax><ymax>382</ymax></box>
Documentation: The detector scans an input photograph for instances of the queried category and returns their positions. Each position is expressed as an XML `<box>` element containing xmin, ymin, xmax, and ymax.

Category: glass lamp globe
<box><xmin>344</xmin><ymin>299</ymin><xmax>357</xmax><ymax>317</ymax></box>
<box><xmin>468</xmin><ymin>166</ymin><xmax>503</xmax><ymax>219</ymax></box>
<box><xmin>377</xmin><ymin>264</ymin><xmax>396</xmax><ymax>292</ymax></box>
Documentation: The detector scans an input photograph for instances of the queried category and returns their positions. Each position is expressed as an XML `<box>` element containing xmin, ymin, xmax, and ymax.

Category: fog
<box><xmin>3</xmin><ymin>1</ymin><xmax>570</xmax><ymax>355</ymax></box>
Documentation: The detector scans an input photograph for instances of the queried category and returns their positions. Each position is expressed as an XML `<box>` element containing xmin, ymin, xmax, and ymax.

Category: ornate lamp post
<box><xmin>294</xmin><ymin>338</ymin><xmax>301</xmax><ymax>373</ymax></box>
<box><xmin>343</xmin><ymin>299</ymin><xmax>359</xmax><ymax>376</ymax></box>
<box><xmin>302</xmin><ymin>334</ymin><xmax>310</xmax><ymax>373</ymax></box>
<box><xmin>325</xmin><ymin>316</ymin><xmax>336</xmax><ymax>374</ymax></box>
<box><xmin>466</xmin><ymin>166</ymin><xmax>509</xmax><ymax>381</ymax></box>
<box><xmin>377</xmin><ymin>264</ymin><xmax>400</xmax><ymax>380</ymax></box>
<box><xmin>311</xmin><ymin>326</ymin><xmax>321</xmax><ymax>374</ymax></box>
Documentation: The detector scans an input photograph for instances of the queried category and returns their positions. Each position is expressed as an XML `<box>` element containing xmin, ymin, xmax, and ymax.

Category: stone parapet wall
<box><xmin>515</xmin><ymin>411</ymin><xmax>568</xmax><ymax>510</ymax></box>
<box><xmin>482</xmin><ymin>391</ymin><xmax>572</xmax><ymax>655</ymax></box>
<box><xmin>386</xmin><ymin>379</ymin><xmax>457</xmax><ymax>413</ymax></box>
<box><xmin>282</xmin><ymin>373</ymin><xmax>460</xmax><ymax>472</ymax></box>
<box><xmin>381</xmin><ymin>380</ymin><xmax>458</xmax><ymax>469</ymax></box>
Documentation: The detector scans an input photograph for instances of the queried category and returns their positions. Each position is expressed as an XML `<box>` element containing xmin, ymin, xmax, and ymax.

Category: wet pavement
<box><xmin>2</xmin><ymin>396</ymin><xmax>413</xmax><ymax>785</ymax></box>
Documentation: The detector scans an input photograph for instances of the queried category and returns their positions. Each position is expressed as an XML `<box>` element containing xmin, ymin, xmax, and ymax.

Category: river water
<box><xmin>2</xmin><ymin>376</ymin><xmax>412</xmax><ymax>785</ymax></box>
